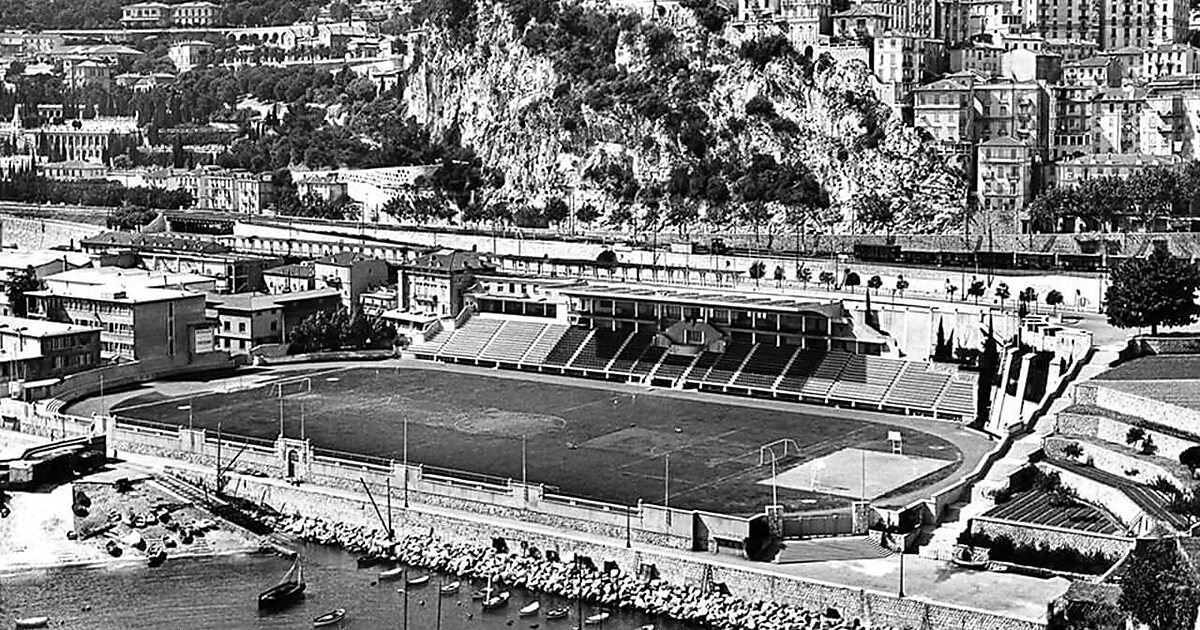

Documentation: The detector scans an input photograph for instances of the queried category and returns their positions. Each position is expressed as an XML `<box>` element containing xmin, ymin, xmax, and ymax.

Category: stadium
<box><xmin>101</xmin><ymin>278</ymin><xmax>1010</xmax><ymax>521</ymax></box>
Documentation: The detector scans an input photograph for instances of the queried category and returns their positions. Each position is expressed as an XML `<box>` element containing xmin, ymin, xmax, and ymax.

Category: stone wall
<box><xmin>206</xmin><ymin>470</ymin><xmax>1046</xmax><ymax>630</ymax></box>
<box><xmin>1075</xmin><ymin>383</ymin><xmax>1200</xmax><ymax>440</ymax></box>
<box><xmin>1038</xmin><ymin>463</ymin><xmax>1145</xmax><ymax>530</ymax></box>
<box><xmin>1043</xmin><ymin>435</ymin><xmax>1188</xmax><ymax>491</ymax></box>
<box><xmin>1057</xmin><ymin>409</ymin><xmax>1198</xmax><ymax>462</ymax></box>
<box><xmin>0</xmin><ymin>214</ymin><xmax>102</xmax><ymax>250</ymax></box>
<box><xmin>970</xmin><ymin>517</ymin><xmax>1134</xmax><ymax>559</ymax></box>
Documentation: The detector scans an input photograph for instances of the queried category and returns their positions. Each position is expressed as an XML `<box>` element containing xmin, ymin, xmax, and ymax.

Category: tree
<box><xmin>1045</xmin><ymin>289</ymin><xmax>1064</xmax><ymax>314</ymax></box>
<box><xmin>543</xmin><ymin>196</ymin><xmax>569</xmax><ymax>227</ymax></box>
<box><xmin>1020</xmin><ymin>287</ymin><xmax>1038</xmax><ymax>313</ymax></box>
<box><xmin>1026</xmin><ymin>187</ymin><xmax>1077</xmax><ymax>233</ymax></box>
<box><xmin>596</xmin><ymin>249</ymin><xmax>618</xmax><ymax>270</ymax></box>
<box><xmin>748</xmin><ymin>261</ymin><xmax>767</xmax><ymax>286</ymax></box>
<box><xmin>854</xmin><ymin>193</ymin><xmax>896</xmax><ymax>233</ymax></box>
<box><xmin>867</xmin><ymin>274</ymin><xmax>883</xmax><ymax>295</ymax></box>
<box><xmin>1120</xmin><ymin>539</ymin><xmax>1200</xmax><ymax>630</ymax></box>
<box><xmin>819</xmin><ymin>270</ymin><xmax>835</xmax><ymax>289</ymax></box>
<box><xmin>1062</xmin><ymin>442</ymin><xmax>1084</xmax><ymax>461</ymax></box>
<box><xmin>1180</xmin><ymin>446</ymin><xmax>1200</xmax><ymax>478</ymax></box>
<box><xmin>107</xmin><ymin>205</ymin><xmax>158</xmax><ymax>230</ymax></box>
<box><xmin>1105</xmin><ymin>248</ymin><xmax>1200</xmax><ymax>335</ymax></box>
<box><xmin>796</xmin><ymin>265</ymin><xmax>811</xmax><ymax>286</ymax></box>
<box><xmin>995</xmin><ymin>282</ymin><xmax>1010</xmax><ymax>310</ymax></box>
<box><xmin>773</xmin><ymin>265</ymin><xmax>785</xmax><ymax>288</ymax></box>
<box><xmin>843</xmin><ymin>270</ymin><xmax>861</xmax><ymax>293</ymax></box>
<box><xmin>895</xmin><ymin>275</ymin><xmax>909</xmax><ymax>297</ymax></box>
<box><xmin>1126</xmin><ymin>427</ymin><xmax>1146</xmax><ymax>446</ymax></box>
<box><xmin>967</xmin><ymin>279</ymin><xmax>986</xmax><ymax>304</ymax></box>
<box><xmin>4</xmin><ymin>266</ymin><xmax>43</xmax><ymax>318</ymax></box>
<box><xmin>576</xmin><ymin>203</ymin><xmax>600</xmax><ymax>225</ymax></box>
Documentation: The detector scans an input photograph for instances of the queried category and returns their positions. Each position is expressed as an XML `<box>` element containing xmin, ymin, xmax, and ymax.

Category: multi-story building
<box><xmin>1034</xmin><ymin>0</ymin><xmax>1103</xmax><ymax>43</ymax></box>
<box><xmin>732</xmin><ymin>0</ymin><xmax>831</xmax><ymax>49</ymax></box>
<box><xmin>263</xmin><ymin>264</ymin><xmax>316</xmax><ymax>294</ymax></box>
<box><xmin>120</xmin><ymin>1</ymin><xmax>219</xmax><ymax>27</ymax></box>
<box><xmin>0</xmin><ymin>316</ymin><xmax>101</xmax><ymax>384</ymax></box>
<box><xmin>1050</xmin><ymin>84</ymin><xmax>1100</xmax><ymax>159</ymax></box>
<box><xmin>26</xmin><ymin>285</ymin><xmax>209</xmax><ymax>364</ymax></box>
<box><xmin>1101</xmin><ymin>46</ymin><xmax>1144</xmax><ymax>83</ymax></box>
<box><xmin>208</xmin><ymin>289</ymin><xmax>343</xmax><ymax>354</ymax></box>
<box><xmin>1142</xmin><ymin>43</ymin><xmax>1200</xmax><ymax>80</ymax></box>
<box><xmin>1000</xmin><ymin>48</ymin><xmax>1062</xmax><ymax>82</ymax></box>
<box><xmin>874</xmin><ymin>35</ymin><xmax>946</xmax><ymax>106</ymax></box>
<box><xmin>1044</xmin><ymin>38</ymin><xmax>1100</xmax><ymax>64</ymax></box>
<box><xmin>1092</xmin><ymin>86</ymin><xmax>1145</xmax><ymax>154</ymax></box>
<box><xmin>79</xmin><ymin>232</ymin><xmax>280</xmax><ymax>293</ymax></box>
<box><xmin>168</xmin><ymin>41</ymin><xmax>214</xmax><ymax>72</ymax></box>
<box><xmin>1053</xmin><ymin>152</ymin><xmax>1180</xmax><ymax>186</ymax></box>
<box><xmin>37</xmin><ymin>161</ymin><xmax>108</xmax><ymax>181</ymax></box>
<box><xmin>63</xmin><ymin>58</ymin><xmax>113</xmax><ymax>90</ymax></box>
<box><xmin>141</xmin><ymin>166</ymin><xmax>277</xmax><ymax>214</ymax></box>
<box><xmin>1139</xmin><ymin>88</ymin><xmax>1200</xmax><ymax>158</ymax></box>
<box><xmin>831</xmin><ymin>6</ymin><xmax>890</xmax><ymax>40</ymax></box>
<box><xmin>398</xmin><ymin>250</ymin><xmax>493</xmax><ymax>319</ymax></box>
<box><xmin>1100</xmin><ymin>0</ymin><xmax>1188</xmax><ymax>49</ymax></box>
<box><xmin>948</xmin><ymin>42</ymin><xmax>1004</xmax><ymax>77</ymax></box>
<box><xmin>976</xmin><ymin>136</ymin><xmax>1034</xmax><ymax>234</ymax></box>
<box><xmin>297</xmin><ymin>175</ymin><xmax>349</xmax><ymax>204</ymax></box>
<box><xmin>1061</xmin><ymin>55</ymin><xmax>1122</xmax><ymax>86</ymax></box>
<box><xmin>313</xmin><ymin>253</ymin><xmax>389</xmax><ymax>311</ymax></box>
<box><xmin>0</xmin><ymin>114</ymin><xmax>141</xmax><ymax>164</ymax></box>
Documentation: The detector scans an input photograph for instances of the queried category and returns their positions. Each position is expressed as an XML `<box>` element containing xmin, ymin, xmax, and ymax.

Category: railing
<box><xmin>543</xmin><ymin>491</ymin><xmax>636</xmax><ymax>515</ymax></box>
<box><xmin>311</xmin><ymin>446</ymin><xmax>393</xmax><ymax>471</ymax></box>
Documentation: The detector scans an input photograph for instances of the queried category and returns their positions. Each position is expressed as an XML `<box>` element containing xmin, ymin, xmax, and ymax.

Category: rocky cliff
<box><xmin>400</xmin><ymin>0</ymin><xmax>966</xmax><ymax>234</ymax></box>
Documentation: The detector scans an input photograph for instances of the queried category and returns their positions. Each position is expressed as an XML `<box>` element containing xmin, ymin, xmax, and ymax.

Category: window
<box><xmin>223</xmin><ymin>321</ymin><xmax>230</xmax><ymax>331</ymax></box>
<box><xmin>270</xmin><ymin>321</ymin><xmax>278</xmax><ymax>331</ymax></box>
<box><xmin>238</xmin><ymin>322</ymin><xmax>246</xmax><ymax>333</ymax></box>
<box><xmin>239</xmin><ymin>340</ymin><xmax>246</xmax><ymax>350</ymax></box>
<box><xmin>684</xmin><ymin>329</ymin><xmax>704</xmax><ymax>345</ymax></box>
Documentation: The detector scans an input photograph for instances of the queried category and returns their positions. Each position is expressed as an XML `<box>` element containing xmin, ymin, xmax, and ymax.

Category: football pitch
<box><xmin>110</xmin><ymin>366</ymin><xmax>961</xmax><ymax>515</ymax></box>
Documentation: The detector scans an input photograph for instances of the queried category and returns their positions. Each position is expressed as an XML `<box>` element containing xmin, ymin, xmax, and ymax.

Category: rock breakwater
<box><xmin>274</xmin><ymin>514</ymin><xmax>900</xmax><ymax>630</ymax></box>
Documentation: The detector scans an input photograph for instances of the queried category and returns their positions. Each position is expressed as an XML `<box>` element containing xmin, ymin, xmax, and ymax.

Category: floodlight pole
<box><xmin>188</xmin><ymin>397</ymin><xmax>194</xmax><ymax>430</ymax></box>
<box><xmin>403</xmin><ymin>414</ymin><xmax>409</xmax><ymax>508</ymax></box>
<box><xmin>278</xmin><ymin>396</ymin><xmax>284</xmax><ymax>438</ymax></box>
<box><xmin>771</xmin><ymin>455</ymin><xmax>778</xmax><ymax>506</ymax></box>
<box><xmin>664</xmin><ymin>454</ymin><xmax>670</xmax><ymax>509</ymax></box>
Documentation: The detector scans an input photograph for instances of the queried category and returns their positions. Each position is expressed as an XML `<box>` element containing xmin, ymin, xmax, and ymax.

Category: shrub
<box><xmin>738</xmin><ymin>34</ymin><xmax>795</xmax><ymax>69</ymax></box>
<box><xmin>960</xmin><ymin>532</ymin><xmax>1115</xmax><ymax>575</ymax></box>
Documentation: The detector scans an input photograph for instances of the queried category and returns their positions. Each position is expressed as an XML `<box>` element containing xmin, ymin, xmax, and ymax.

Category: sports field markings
<box><xmin>110</xmin><ymin>367</ymin><xmax>352</xmax><ymax>414</ymax></box>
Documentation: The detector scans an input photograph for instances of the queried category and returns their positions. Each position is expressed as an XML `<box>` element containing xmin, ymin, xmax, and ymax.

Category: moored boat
<box><xmin>545</xmin><ymin>607</ymin><xmax>569</xmax><ymax>620</ymax></box>
<box><xmin>378</xmin><ymin>566</ymin><xmax>404</xmax><ymax>581</ymax></box>
<box><xmin>259</xmin><ymin>558</ymin><xmax>306</xmax><ymax>611</ymax></box>
<box><xmin>313</xmin><ymin>608</ymin><xmax>347</xmax><ymax>627</ymax></box>
<box><xmin>406</xmin><ymin>574</ymin><xmax>430</xmax><ymax>587</ymax></box>
<box><xmin>583</xmin><ymin>612</ymin><xmax>610</xmax><ymax>625</ymax></box>
<box><xmin>14</xmin><ymin>617</ymin><xmax>49</xmax><ymax>629</ymax></box>
<box><xmin>519</xmin><ymin>602</ymin><xmax>540</xmax><ymax>617</ymax></box>
<box><xmin>356</xmin><ymin>555</ymin><xmax>381</xmax><ymax>568</ymax></box>
<box><xmin>440</xmin><ymin>581</ymin><xmax>461</xmax><ymax>595</ymax></box>
<box><xmin>146</xmin><ymin>544</ymin><xmax>167</xmax><ymax>568</ymax></box>
<box><xmin>482</xmin><ymin>591</ymin><xmax>510</xmax><ymax>610</ymax></box>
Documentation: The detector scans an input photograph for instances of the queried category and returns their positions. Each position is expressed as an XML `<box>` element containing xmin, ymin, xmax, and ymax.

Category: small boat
<box><xmin>440</xmin><ymin>581</ymin><xmax>461</xmax><ymax>595</ymax></box>
<box><xmin>356</xmin><ymin>555</ymin><xmax>381</xmax><ymax>568</ymax></box>
<box><xmin>14</xmin><ymin>617</ymin><xmax>49</xmax><ymax>629</ymax></box>
<box><xmin>482</xmin><ymin>591</ymin><xmax>510</xmax><ymax>610</ymax></box>
<box><xmin>379</xmin><ymin>567</ymin><xmax>405</xmax><ymax>581</ymax></box>
<box><xmin>105</xmin><ymin>540</ymin><xmax>122</xmax><ymax>557</ymax></box>
<box><xmin>313</xmin><ymin>608</ymin><xmax>347</xmax><ymax>627</ymax></box>
<box><xmin>638</xmin><ymin>625</ymin><xmax>655</xmax><ymax>630</ymax></box>
<box><xmin>584</xmin><ymin>612</ymin><xmax>610</xmax><ymax>625</ymax></box>
<box><xmin>147</xmin><ymin>545</ymin><xmax>167</xmax><ymax>568</ymax></box>
<box><xmin>406</xmin><ymin>574</ymin><xmax>430</xmax><ymax>587</ymax></box>
<box><xmin>545</xmin><ymin>607</ymin><xmax>569</xmax><ymax>620</ymax></box>
<box><xmin>259</xmin><ymin>558</ymin><xmax>306</xmax><ymax>610</ymax></box>
<box><xmin>471</xmin><ymin>588</ymin><xmax>495</xmax><ymax>601</ymax></box>
<box><xmin>520</xmin><ymin>602</ymin><xmax>540</xmax><ymax>617</ymax></box>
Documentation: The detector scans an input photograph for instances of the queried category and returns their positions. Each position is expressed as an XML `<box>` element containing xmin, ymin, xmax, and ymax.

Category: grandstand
<box><xmin>414</xmin><ymin>316</ymin><xmax>980</xmax><ymax>421</ymax></box>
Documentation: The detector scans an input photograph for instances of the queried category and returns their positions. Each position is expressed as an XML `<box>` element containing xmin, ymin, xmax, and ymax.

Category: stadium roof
<box><xmin>562</xmin><ymin>283</ymin><xmax>845</xmax><ymax>317</ymax></box>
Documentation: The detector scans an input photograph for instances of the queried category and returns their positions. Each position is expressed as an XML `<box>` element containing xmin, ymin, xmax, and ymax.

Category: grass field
<box><xmin>110</xmin><ymin>366</ymin><xmax>961</xmax><ymax>515</ymax></box>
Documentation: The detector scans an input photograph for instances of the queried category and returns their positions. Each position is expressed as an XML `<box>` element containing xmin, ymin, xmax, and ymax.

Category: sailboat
<box><xmin>259</xmin><ymin>557</ymin><xmax>306</xmax><ymax>610</ymax></box>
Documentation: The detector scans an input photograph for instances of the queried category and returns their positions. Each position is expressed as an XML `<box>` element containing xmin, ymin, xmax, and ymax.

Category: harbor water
<box><xmin>0</xmin><ymin>544</ymin><xmax>702</xmax><ymax>630</ymax></box>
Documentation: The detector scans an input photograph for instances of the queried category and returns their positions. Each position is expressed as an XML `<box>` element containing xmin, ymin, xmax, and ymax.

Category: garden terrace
<box><xmin>983</xmin><ymin>490</ymin><xmax>1125</xmax><ymax>535</ymax></box>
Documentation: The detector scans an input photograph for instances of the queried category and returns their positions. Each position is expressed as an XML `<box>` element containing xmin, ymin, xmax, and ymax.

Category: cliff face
<box><xmin>401</xmin><ymin>0</ymin><xmax>966</xmax><ymax>234</ymax></box>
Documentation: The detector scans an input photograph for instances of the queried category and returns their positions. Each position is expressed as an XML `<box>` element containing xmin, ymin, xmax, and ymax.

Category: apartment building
<box><xmin>976</xmin><ymin>136</ymin><xmax>1034</xmax><ymax>234</ymax></box>
<box><xmin>0</xmin><ymin>316</ymin><xmax>101</xmax><ymax>383</ymax></box>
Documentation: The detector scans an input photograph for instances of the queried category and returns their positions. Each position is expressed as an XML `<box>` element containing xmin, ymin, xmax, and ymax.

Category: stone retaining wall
<box><xmin>970</xmin><ymin>516</ymin><xmax>1133</xmax><ymax>559</ymax></box>
<box><xmin>1043</xmin><ymin>436</ymin><xmax>1187</xmax><ymax>491</ymax></box>
<box><xmin>1057</xmin><ymin>409</ymin><xmax>1197</xmax><ymax>462</ymax></box>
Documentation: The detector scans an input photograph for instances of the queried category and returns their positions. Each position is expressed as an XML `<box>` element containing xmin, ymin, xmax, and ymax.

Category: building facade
<box><xmin>976</xmin><ymin>136</ymin><xmax>1034</xmax><ymax>234</ymax></box>
<box><xmin>0</xmin><ymin>316</ymin><xmax>101</xmax><ymax>383</ymax></box>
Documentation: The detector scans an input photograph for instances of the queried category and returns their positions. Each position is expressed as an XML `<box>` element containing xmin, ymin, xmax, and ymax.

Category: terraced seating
<box><xmin>608</xmin><ymin>333</ymin><xmax>654</xmax><ymax>374</ymax></box>
<box><xmin>683</xmin><ymin>352</ymin><xmax>721</xmax><ymax>384</ymax></box>
<box><xmin>439</xmin><ymin>319</ymin><xmax>504</xmax><ymax>359</ymax></box>
<box><xmin>630</xmin><ymin>345</ymin><xmax>666</xmax><ymax>375</ymax></box>
<box><xmin>801</xmin><ymin>351</ymin><xmax>852</xmax><ymax>399</ymax></box>
<box><xmin>479</xmin><ymin>321</ymin><xmax>546</xmax><ymax>363</ymax></box>
<box><xmin>654</xmin><ymin>352</ymin><xmax>695</xmax><ymax>382</ymax></box>
<box><xmin>407</xmin><ymin>331</ymin><xmax>448</xmax><ymax>357</ymax></box>
<box><xmin>569</xmin><ymin>328</ymin><xmax>630</xmax><ymax>371</ymax></box>
<box><xmin>542</xmin><ymin>327</ymin><xmax>592</xmax><ymax>367</ymax></box>
<box><xmin>775</xmin><ymin>350</ymin><xmax>823</xmax><ymax>394</ymax></box>
<box><xmin>883</xmin><ymin>363</ymin><xmax>951</xmax><ymax>410</ymax></box>
<box><xmin>937</xmin><ymin>378</ymin><xmax>977</xmax><ymax>417</ymax></box>
<box><xmin>734</xmin><ymin>345</ymin><xmax>797</xmax><ymax>390</ymax></box>
<box><xmin>828</xmin><ymin>355</ymin><xmax>905</xmax><ymax>405</ymax></box>
<box><xmin>703</xmin><ymin>343</ymin><xmax>753</xmax><ymax>386</ymax></box>
<box><xmin>522</xmin><ymin>324</ymin><xmax>569</xmax><ymax>364</ymax></box>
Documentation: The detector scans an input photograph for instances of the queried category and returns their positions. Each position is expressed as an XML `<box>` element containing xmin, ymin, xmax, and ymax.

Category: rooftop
<box><xmin>264</xmin><ymin>263</ymin><xmax>316</xmax><ymax>278</ymax></box>
<box><xmin>1059</xmin><ymin>153</ymin><xmax>1181</xmax><ymax>167</ymax></box>
<box><xmin>0</xmin><ymin>249</ymin><xmax>89</xmax><ymax>271</ymax></box>
<box><xmin>0</xmin><ymin>316</ymin><xmax>98</xmax><ymax>338</ymax></box>
<box><xmin>406</xmin><ymin>250</ymin><xmax>492</xmax><ymax>273</ymax></box>
<box><xmin>561</xmin><ymin>282</ymin><xmax>846</xmax><ymax>318</ymax></box>
<box><xmin>43</xmin><ymin>267</ymin><xmax>215</xmax><ymax>291</ymax></box>
<box><xmin>209</xmin><ymin>288</ymin><xmax>341</xmax><ymax>311</ymax></box>
<box><xmin>28</xmin><ymin>285</ymin><xmax>201</xmax><ymax>305</ymax></box>
<box><xmin>315</xmin><ymin>252</ymin><xmax>385</xmax><ymax>267</ymax></box>
<box><xmin>81</xmin><ymin>232</ymin><xmax>230</xmax><ymax>255</ymax></box>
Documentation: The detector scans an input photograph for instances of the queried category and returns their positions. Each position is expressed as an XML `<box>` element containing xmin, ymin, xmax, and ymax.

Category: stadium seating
<box><xmin>607</xmin><ymin>332</ymin><xmax>654</xmax><ymax>374</ymax></box>
<box><xmin>542</xmin><ymin>327</ymin><xmax>593</xmax><ymax>367</ymax></box>
<box><xmin>653</xmin><ymin>352</ymin><xmax>696</xmax><ymax>382</ymax></box>
<box><xmin>937</xmin><ymin>378</ymin><xmax>977</xmax><ymax>418</ymax></box>
<box><xmin>702</xmin><ymin>343</ymin><xmax>753</xmax><ymax>386</ymax></box>
<box><xmin>439</xmin><ymin>319</ymin><xmax>504</xmax><ymax>359</ymax></box>
<box><xmin>775</xmin><ymin>350</ymin><xmax>823</xmax><ymax>394</ymax></box>
<box><xmin>569</xmin><ymin>328</ymin><xmax>630</xmax><ymax>372</ymax></box>
<box><xmin>733</xmin><ymin>345</ymin><xmax>797</xmax><ymax>390</ymax></box>
<box><xmin>883</xmin><ymin>363</ymin><xmax>952</xmax><ymax>411</ymax></box>
<box><xmin>407</xmin><ymin>331</ymin><xmax>448</xmax><ymax>358</ymax></box>
<box><xmin>683</xmin><ymin>351</ymin><xmax>721</xmax><ymax>386</ymax></box>
<box><xmin>801</xmin><ymin>351</ymin><xmax>852</xmax><ymax>399</ymax></box>
<box><xmin>630</xmin><ymin>345</ymin><xmax>666</xmax><ymax>375</ymax></box>
<box><xmin>478</xmin><ymin>321</ymin><xmax>547</xmax><ymax>364</ymax></box>
<box><xmin>522</xmin><ymin>324</ymin><xmax>569</xmax><ymax>364</ymax></box>
<box><xmin>827</xmin><ymin>355</ymin><xmax>905</xmax><ymax>405</ymax></box>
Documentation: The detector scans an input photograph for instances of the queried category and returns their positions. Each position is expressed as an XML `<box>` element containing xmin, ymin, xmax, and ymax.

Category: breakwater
<box><xmin>277</xmin><ymin>513</ymin><xmax>885</xmax><ymax>630</ymax></box>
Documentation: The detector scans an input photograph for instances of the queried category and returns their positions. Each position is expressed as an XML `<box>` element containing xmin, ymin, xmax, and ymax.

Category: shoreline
<box><xmin>0</xmin><ymin>545</ymin><xmax>267</xmax><ymax>577</ymax></box>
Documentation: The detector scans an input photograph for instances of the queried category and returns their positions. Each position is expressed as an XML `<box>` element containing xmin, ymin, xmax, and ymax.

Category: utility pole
<box><xmin>402</xmin><ymin>414</ymin><xmax>409</xmax><ymax>508</ymax></box>
<box><xmin>664</xmin><ymin>454</ymin><xmax>670</xmax><ymax>509</ymax></box>
<box><xmin>278</xmin><ymin>396</ymin><xmax>284</xmax><ymax>438</ymax></box>
<box><xmin>188</xmin><ymin>397</ymin><xmax>193</xmax><ymax>430</ymax></box>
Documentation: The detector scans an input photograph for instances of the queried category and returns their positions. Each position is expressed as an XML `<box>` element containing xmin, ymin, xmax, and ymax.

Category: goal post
<box><xmin>759</xmin><ymin>438</ymin><xmax>802</xmax><ymax>466</ymax></box>
<box><xmin>271</xmin><ymin>377</ymin><xmax>312</xmax><ymax>398</ymax></box>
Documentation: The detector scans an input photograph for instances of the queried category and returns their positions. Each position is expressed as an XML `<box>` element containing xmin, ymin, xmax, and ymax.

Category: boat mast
<box><xmin>436</xmin><ymin>575</ymin><xmax>444</xmax><ymax>630</ymax></box>
<box><xmin>402</xmin><ymin>568</ymin><xmax>409</xmax><ymax>630</ymax></box>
